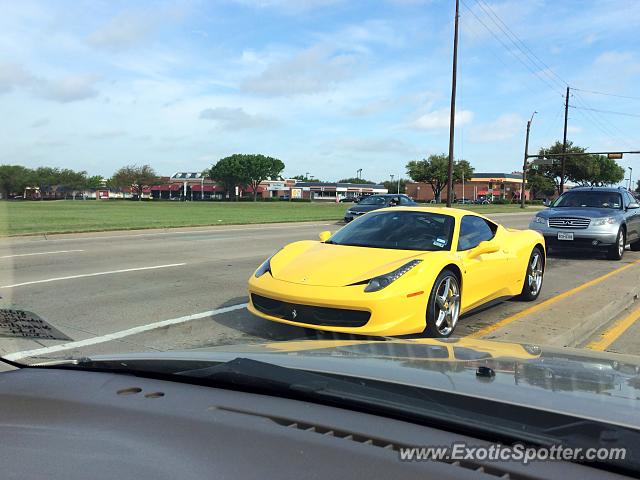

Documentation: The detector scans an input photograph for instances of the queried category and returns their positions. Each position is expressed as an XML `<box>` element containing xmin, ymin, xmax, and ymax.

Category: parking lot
<box><xmin>0</xmin><ymin>211</ymin><xmax>639</xmax><ymax>362</ymax></box>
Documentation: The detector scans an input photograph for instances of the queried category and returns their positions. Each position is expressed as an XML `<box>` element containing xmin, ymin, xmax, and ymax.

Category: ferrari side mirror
<box><xmin>318</xmin><ymin>231</ymin><xmax>332</xmax><ymax>242</ymax></box>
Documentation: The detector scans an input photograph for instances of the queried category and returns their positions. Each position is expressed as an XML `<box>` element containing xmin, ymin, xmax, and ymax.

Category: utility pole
<box><xmin>629</xmin><ymin>167</ymin><xmax>634</xmax><ymax>190</ymax></box>
<box><xmin>560</xmin><ymin>86</ymin><xmax>570</xmax><ymax>195</ymax></box>
<box><xmin>397</xmin><ymin>174</ymin><xmax>400</xmax><ymax>194</ymax></box>
<box><xmin>521</xmin><ymin>111</ymin><xmax>537</xmax><ymax>209</ymax></box>
<box><xmin>446</xmin><ymin>0</ymin><xmax>460</xmax><ymax>208</ymax></box>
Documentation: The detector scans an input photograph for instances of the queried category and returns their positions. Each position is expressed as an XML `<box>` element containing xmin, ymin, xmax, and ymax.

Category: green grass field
<box><xmin>0</xmin><ymin>200</ymin><xmax>541</xmax><ymax>236</ymax></box>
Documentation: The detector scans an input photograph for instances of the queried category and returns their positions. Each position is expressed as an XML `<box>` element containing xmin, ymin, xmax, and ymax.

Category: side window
<box><xmin>457</xmin><ymin>216</ymin><xmax>496</xmax><ymax>251</ymax></box>
<box><xmin>399</xmin><ymin>195</ymin><xmax>412</xmax><ymax>205</ymax></box>
<box><xmin>624</xmin><ymin>191</ymin><xmax>635</xmax><ymax>206</ymax></box>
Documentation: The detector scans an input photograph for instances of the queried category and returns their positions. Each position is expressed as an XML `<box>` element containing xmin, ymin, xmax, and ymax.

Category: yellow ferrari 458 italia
<box><xmin>248</xmin><ymin>207</ymin><xmax>545</xmax><ymax>337</ymax></box>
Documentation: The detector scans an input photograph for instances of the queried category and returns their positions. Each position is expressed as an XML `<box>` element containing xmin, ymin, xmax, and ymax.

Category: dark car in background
<box><xmin>529</xmin><ymin>186</ymin><xmax>640</xmax><ymax>260</ymax></box>
<box><xmin>343</xmin><ymin>194</ymin><xmax>417</xmax><ymax>222</ymax></box>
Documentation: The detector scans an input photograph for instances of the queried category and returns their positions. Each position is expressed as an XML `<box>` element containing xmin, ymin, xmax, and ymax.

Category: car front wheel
<box><xmin>424</xmin><ymin>269</ymin><xmax>461</xmax><ymax>338</ymax></box>
<box><xmin>607</xmin><ymin>227</ymin><xmax>625</xmax><ymax>260</ymax></box>
<box><xmin>519</xmin><ymin>247</ymin><xmax>544</xmax><ymax>301</ymax></box>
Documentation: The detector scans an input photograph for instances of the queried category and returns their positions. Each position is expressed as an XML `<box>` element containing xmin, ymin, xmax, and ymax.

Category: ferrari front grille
<box><xmin>251</xmin><ymin>294</ymin><xmax>370</xmax><ymax>327</ymax></box>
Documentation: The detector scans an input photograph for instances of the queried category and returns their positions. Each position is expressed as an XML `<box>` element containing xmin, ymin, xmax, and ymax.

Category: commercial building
<box><xmin>406</xmin><ymin>172</ymin><xmax>529</xmax><ymax>202</ymax></box>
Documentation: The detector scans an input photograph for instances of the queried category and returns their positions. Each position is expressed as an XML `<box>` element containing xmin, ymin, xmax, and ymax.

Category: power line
<box><xmin>571</xmin><ymin>87</ymin><xmax>640</xmax><ymax>101</ymax></box>
<box><xmin>460</xmin><ymin>0</ymin><xmax>564</xmax><ymax>97</ymax></box>
<box><xmin>569</xmin><ymin>105</ymin><xmax>640</xmax><ymax>119</ymax></box>
<box><xmin>571</xmin><ymin>92</ymin><xmax>637</xmax><ymax>149</ymax></box>
<box><xmin>473</xmin><ymin>0</ymin><xmax>568</xmax><ymax>90</ymax></box>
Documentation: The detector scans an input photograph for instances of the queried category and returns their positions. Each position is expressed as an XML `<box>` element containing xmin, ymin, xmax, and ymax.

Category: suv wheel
<box><xmin>607</xmin><ymin>227</ymin><xmax>626</xmax><ymax>260</ymax></box>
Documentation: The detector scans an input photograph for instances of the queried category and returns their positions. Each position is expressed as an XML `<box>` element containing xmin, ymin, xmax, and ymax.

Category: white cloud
<box><xmin>87</xmin><ymin>130</ymin><xmax>127</xmax><ymax>140</ymax></box>
<box><xmin>199</xmin><ymin>107</ymin><xmax>276</xmax><ymax>129</ymax></box>
<box><xmin>410</xmin><ymin>108</ymin><xmax>474</xmax><ymax>130</ymax></box>
<box><xmin>241</xmin><ymin>46</ymin><xmax>356</xmax><ymax>96</ymax></box>
<box><xmin>469</xmin><ymin>113</ymin><xmax>523</xmax><ymax>142</ymax></box>
<box><xmin>36</xmin><ymin>74</ymin><xmax>100</xmax><ymax>103</ymax></box>
<box><xmin>0</xmin><ymin>62</ymin><xmax>33</xmax><ymax>93</ymax></box>
<box><xmin>88</xmin><ymin>12</ymin><xmax>155</xmax><ymax>51</ymax></box>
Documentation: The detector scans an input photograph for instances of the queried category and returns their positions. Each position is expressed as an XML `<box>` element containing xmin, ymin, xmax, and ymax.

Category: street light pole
<box><xmin>397</xmin><ymin>173</ymin><xmax>400</xmax><ymax>194</ymax></box>
<box><xmin>446</xmin><ymin>0</ymin><xmax>460</xmax><ymax>208</ymax></box>
<box><xmin>462</xmin><ymin>170</ymin><xmax>465</xmax><ymax>203</ymax></box>
<box><xmin>629</xmin><ymin>167</ymin><xmax>633</xmax><ymax>190</ymax></box>
<box><xmin>521</xmin><ymin>111</ymin><xmax>537</xmax><ymax>209</ymax></box>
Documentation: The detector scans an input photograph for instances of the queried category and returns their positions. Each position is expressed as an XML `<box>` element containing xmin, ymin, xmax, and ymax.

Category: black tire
<box><xmin>630</xmin><ymin>238</ymin><xmax>640</xmax><ymax>251</ymax></box>
<box><xmin>424</xmin><ymin>269</ymin><xmax>461</xmax><ymax>338</ymax></box>
<box><xmin>519</xmin><ymin>247</ymin><xmax>544</xmax><ymax>301</ymax></box>
<box><xmin>607</xmin><ymin>227</ymin><xmax>625</xmax><ymax>260</ymax></box>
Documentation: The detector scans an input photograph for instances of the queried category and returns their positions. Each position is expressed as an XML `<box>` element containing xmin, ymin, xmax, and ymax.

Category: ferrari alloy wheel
<box><xmin>425</xmin><ymin>270</ymin><xmax>460</xmax><ymax>338</ymax></box>
<box><xmin>519</xmin><ymin>247</ymin><xmax>544</xmax><ymax>301</ymax></box>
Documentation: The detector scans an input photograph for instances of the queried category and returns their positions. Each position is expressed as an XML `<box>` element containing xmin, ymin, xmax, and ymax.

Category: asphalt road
<box><xmin>0</xmin><ymin>212</ymin><xmax>639</xmax><ymax>362</ymax></box>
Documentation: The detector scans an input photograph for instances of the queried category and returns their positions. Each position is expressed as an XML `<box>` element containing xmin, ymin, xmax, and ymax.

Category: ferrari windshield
<box><xmin>552</xmin><ymin>191</ymin><xmax>623</xmax><ymax>209</ymax></box>
<box><xmin>328</xmin><ymin>211</ymin><xmax>454</xmax><ymax>251</ymax></box>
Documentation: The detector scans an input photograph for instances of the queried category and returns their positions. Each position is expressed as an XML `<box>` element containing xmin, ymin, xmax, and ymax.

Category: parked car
<box><xmin>529</xmin><ymin>186</ymin><xmax>640</xmax><ymax>260</ymax></box>
<box><xmin>339</xmin><ymin>196</ymin><xmax>357</xmax><ymax>202</ymax></box>
<box><xmin>456</xmin><ymin>198</ymin><xmax>473</xmax><ymax>204</ymax></box>
<box><xmin>343</xmin><ymin>194</ymin><xmax>417</xmax><ymax>222</ymax></box>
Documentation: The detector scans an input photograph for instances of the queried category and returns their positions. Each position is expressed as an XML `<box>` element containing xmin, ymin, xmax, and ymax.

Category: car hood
<box><xmin>85</xmin><ymin>338</ymin><xmax>640</xmax><ymax>430</ymax></box>
<box><xmin>269</xmin><ymin>240</ymin><xmax>427</xmax><ymax>286</ymax></box>
<box><xmin>538</xmin><ymin>207</ymin><xmax>622</xmax><ymax>218</ymax></box>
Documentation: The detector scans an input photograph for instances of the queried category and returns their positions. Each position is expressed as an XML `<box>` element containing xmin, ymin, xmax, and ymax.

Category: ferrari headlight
<box><xmin>592</xmin><ymin>217</ymin><xmax>616</xmax><ymax>226</ymax></box>
<box><xmin>364</xmin><ymin>260</ymin><xmax>422</xmax><ymax>293</ymax></box>
<box><xmin>532</xmin><ymin>216</ymin><xmax>547</xmax><ymax>225</ymax></box>
<box><xmin>254</xmin><ymin>254</ymin><xmax>275</xmax><ymax>278</ymax></box>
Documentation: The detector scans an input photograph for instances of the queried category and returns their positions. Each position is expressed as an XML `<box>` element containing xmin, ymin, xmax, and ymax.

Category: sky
<box><xmin>1</xmin><ymin>0</ymin><xmax>639</xmax><ymax>183</ymax></box>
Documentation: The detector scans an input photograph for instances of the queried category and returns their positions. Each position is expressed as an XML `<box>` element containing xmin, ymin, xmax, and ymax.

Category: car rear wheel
<box><xmin>519</xmin><ymin>247</ymin><xmax>544</xmax><ymax>301</ymax></box>
<box><xmin>607</xmin><ymin>227</ymin><xmax>625</xmax><ymax>260</ymax></box>
<box><xmin>424</xmin><ymin>269</ymin><xmax>460</xmax><ymax>338</ymax></box>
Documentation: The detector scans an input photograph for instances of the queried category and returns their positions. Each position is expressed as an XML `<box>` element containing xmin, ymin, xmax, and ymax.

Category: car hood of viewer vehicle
<box><xmin>537</xmin><ymin>207</ymin><xmax>623</xmax><ymax>219</ymax></box>
<box><xmin>268</xmin><ymin>241</ymin><xmax>433</xmax><ymax>287</ymax></box>
<box><xmin>83</xmin><ymin>337</ymin><xmax>640</xmax><ymax>430</ymax></box>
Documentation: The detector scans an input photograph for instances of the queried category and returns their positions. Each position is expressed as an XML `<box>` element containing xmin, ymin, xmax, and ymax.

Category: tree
<box><xmin>406</xmin><ymin>154</ymin><xmax>472</xmax><ymax>202</ymax></box>
<box><xmin>382</xmin><ymin>178</ymin><xmax>407</xmax><ymax>194</ymax></box>
<box><xmin>58</xmin><ymin>168</ymin><xmax>88</xmax><ymax>199</ymax></box>
<box><xmin>527</xmin><ymin>170</ymin><xmax>556</xmax><ymax>199</ymax></box>
<box><xmin>208</xmin><ymin>155</ymin><xmax>247</xmax><ymax>201</ymax></box>
<box><xmin>636</xmin><ymin>179</ymin><xmax>640</xmax><ymax>195</ymax></box>
<box><xmin>0</xmin><ymin>165</ymin><xmax>34</xmax><ymax>198</ymax></box>
<box><xmin>338</xmin><ymin>177</ymin><xmax>375</xmax><ymax>184</ymax></box>
<box><xmin>291</xmin><ymin>174</ymin><xmax>321</xmax><ymax>182</ymax></box>
<box><xmin>536</xmin><ymin>142</ymin><xmax>625</xmax><ymax>192</ymax></box>
<box><xmin>243</xmin><ymin>154</ymin><xmax>285</xmax><ymax>201</ymax></box>
<box><xmin>85</xmin><ymin>175</ymin><xmax>105</xmax><ymax>190</ymax></box>
<box><xmin>111</xmin><ymin>164</ymin><xmax>158</xmax><ymax>200</ymax></box>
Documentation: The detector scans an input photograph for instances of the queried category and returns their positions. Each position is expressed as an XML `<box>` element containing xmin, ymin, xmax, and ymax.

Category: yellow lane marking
<box><xmin>467</xmin><ymin>259</ymin><xmax>640</xmax><ymax>339</ymax></box>
<box><xmin>586</xmin><ymin>304</ymin><xmax>640</xmax><ymax>351</ymax></box>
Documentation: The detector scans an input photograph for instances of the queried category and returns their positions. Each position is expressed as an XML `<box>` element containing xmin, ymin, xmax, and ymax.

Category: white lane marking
<box><xmin>5</xmin><ymin>303</ymin><xmax>249</xmax><ymax>361</ymax></box>
<box><xmin>0</xmin><ymin>249</ymin><xmax>84</xmax><ymax>259</ymax></box>
<box><xmin>0</xmin><ymin>263</ymin><xmax>186</xmax><ymax>289</ymax></box>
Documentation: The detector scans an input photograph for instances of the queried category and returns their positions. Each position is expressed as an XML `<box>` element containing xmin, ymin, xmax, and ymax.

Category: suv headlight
<box><xmin>592</xmin><ymin>217</ymin><xmax>616</xmax><ymax>226</ymax></box>
<box><xmin>532</xmin><ymin>216</ymin><xmax>547</xmax><ymax>225</ymax></box>
<box><xmin>364</xmin><ymin>260</ymin><xmax>422</xmax><ymax>292</ymax></box>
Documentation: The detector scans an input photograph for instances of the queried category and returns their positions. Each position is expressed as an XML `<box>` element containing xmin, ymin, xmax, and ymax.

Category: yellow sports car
<box><xmin>248</xmin><ymin>207</ymin><xmax>545</xmax><ymax>337</ymax></box>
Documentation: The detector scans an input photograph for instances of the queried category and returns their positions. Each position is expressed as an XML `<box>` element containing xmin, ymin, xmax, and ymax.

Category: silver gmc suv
<box><xmin>529</xmin><ymin>186</ymin><xmax>640</xmax><ymax>260</ymax></box>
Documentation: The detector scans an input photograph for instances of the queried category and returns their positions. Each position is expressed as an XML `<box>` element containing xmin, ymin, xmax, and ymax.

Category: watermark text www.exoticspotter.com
<box><xmin>399</xmin><ymin>442</ymin><xmax>626</xmax><ymax>465</ymax></box>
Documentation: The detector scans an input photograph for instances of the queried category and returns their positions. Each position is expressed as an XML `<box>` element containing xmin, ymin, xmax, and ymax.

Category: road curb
<box><xmin>549</xmin><ymin>282</ymin><xmax>640</xmax><ymax>348</ymax></box>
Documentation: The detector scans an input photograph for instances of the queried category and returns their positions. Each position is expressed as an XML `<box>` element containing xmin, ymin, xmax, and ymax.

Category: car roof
<box><xmin>567</xmin><ymin>186</ymin><xmax>626</xmax><ymax>193</ymax></box>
